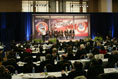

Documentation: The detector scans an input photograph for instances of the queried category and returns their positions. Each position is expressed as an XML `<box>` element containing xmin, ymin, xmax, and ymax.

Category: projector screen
<box><xmin>32</xmin><ymin>14</ymin><xmax>90</xmax><ymax>40</ymax></box>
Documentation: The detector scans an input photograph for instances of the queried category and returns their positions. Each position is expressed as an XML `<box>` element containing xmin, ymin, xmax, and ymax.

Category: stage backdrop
<box><xmin>32</xmin><ymin>14</ymin><xmax>90</xmax><ymax>40</ymax></box>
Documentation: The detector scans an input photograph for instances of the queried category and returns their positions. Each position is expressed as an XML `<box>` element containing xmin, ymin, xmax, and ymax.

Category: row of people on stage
<box><xmin>48</xmin><ymin>30</ymin><xmax>75</xmax><ymax>40</ymax></box>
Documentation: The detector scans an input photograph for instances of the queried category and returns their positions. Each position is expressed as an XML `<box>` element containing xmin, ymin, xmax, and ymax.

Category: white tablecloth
<box><xmin>12</xmin><ymin>68</ymin><xmax>118</xmax><ymax>79</ymax></box>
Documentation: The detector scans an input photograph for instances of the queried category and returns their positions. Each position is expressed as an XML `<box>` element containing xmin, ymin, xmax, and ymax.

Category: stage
<box><xmin>32</xmin><ymin>14</ymin><xmax>90</xmax><ymax>41</ymax></box>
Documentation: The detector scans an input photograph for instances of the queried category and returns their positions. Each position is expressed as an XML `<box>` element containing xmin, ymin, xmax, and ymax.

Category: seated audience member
<box><xmin>92</xmin><ymin>47</ymin><xmax>100</xmax><ymax>55</ymax></box>
<box><xmin>66</xmin><ymin>61</ymin><xmax>86</xmax><ymax>79</ymax></box>
<box><xmin>112</xmin><ymin>47</ymin><xmax>118</xmax><ymax>54</ymax></box>
<box><xmin>23</xmin><ymin>56</ymin><xmax>36</xmax><ymax>73</ymax></box>
<box><xmin>0</xmin><ymin>65</ymin><xmax>11</xmax><ymax>79</ymax></box>
<box><xmin>87</xmin><ymin>59</ymin><xmax>104</xmax><ymax>79</ymax></box>
<box><xmin>25</xmin><ymin>46</ymin><xmax>32</xmax><ymax>53</ymax></box>
<box><xmin>95</xmin><ymin>42</ymin><xmax>101</xmax><ymax>50</ymax></box>
<box><xmin>66</xmin><ymin>46</ymin><xmax>75</xmax><ymax>60</ymax></box>
<box><xmin>57</xmin><ymin>54</ymin><xmax>72</xmax><ymax>71</ymax></box>
<box><xmin>107</xmin><ymin>51</ymin><xmax>118</xmax><ymax>68</ymax></box>
<box><xmin>51</xmin><ymin>48</ymin><xmax>59</xmax><ymax>60</ymax></box>
<box><xmin>99</xmin><ymin>46</ymin><xmax>107</xmax><ymax>54</ymax></box>
<box><xmin>39</xmin><ymin>54</ymin><xmax>54</xmax><ymax>72</ymax></box>
<box><xmin>85</xmin><ymin>42</ymin><xmax>92</xmax><ymax>53</ymax></box>
<box><xmin>76</xmin><ymin>44</ymin><xmax>87</xmax><ymax>59</ymax></box>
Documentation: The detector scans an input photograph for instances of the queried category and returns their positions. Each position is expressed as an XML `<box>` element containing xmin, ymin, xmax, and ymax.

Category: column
<box><xmin>112</xmin><ymin>0</ymin><xmax>118</xmax><ymax>12</ymax></box>
<box><xmin>59</xmin><ymin>0</ymin><xmax>66</xmax><ymax>12</ymax></box>
<box><xmin>0</xmin><ymin>0</ymin><xmax>22</xmax><ymax>12</ymax></box>
<box><xmin>98</xmin><ymin>0</ymin><xmax>112</xmax><ymax>12</ymax></box>
<box><xmin>49</xmin><ymin>0</ymin><xmax>56</xmax><ymax>12</ymax></box>
<box><xmin>88</xmin><ymin>0</ymin><xmax>98</xmax><ymax>12</ymax></box>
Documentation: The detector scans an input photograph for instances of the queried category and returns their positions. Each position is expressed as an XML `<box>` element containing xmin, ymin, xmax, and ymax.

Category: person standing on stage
<box><xmin>67</xmin><ymin>30</ymin><xmax>70</xmax><ymax>40</ymax></box>
<box><xmin>41</xmin><ymin>28</ymin><xmax>46</xmax><ymax>42</ymax></box>
<box><xmin>64</xmin><ymin>30</ymin><xmax>68</xmax><ymax>40</ymax></box>
<box><xmin>49</xmin><ymin>30</ymin><xmax>52</xmax><ymax>38</ymax></box>
<box><xmin>69</xmin><ymin>30</ymin><xmax>72</xmax><ymax>39</ymax></box>
<box><xmin>60</xmin><ymin>30</ymin><xmax>63</xmax><ymax>40</ymax></box>
<box><xmin>72</xmin><ymin>29</ymin><xmax>75</xmax><ymax>39</ymax></box>
<box><xmin>54</xmin><ymin>30</ymin><xmax>58</xmax><ymax>39</ymax></box>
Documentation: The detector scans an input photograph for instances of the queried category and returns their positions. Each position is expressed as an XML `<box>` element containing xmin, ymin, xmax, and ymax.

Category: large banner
<box><xmin>50</xmin><ymin>19</ymin><xmax>88</xmax><ymax>36</ymax></box>
<box><xmin>33</xmin><ymin>14</ymin><xmax>90</xmax><ymax>39</ymax></box>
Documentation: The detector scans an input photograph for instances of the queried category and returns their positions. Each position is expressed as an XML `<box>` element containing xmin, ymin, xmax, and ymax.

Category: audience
<box><xmin>0</xmin><ymin>36</ymin><xmax>118</xmax><ymax>79</ymax></box>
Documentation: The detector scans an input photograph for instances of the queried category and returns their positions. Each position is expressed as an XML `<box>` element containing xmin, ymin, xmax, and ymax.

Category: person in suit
<box><xmin>76</xmin><ymin>44</ymin><xmax>87</xmax><ymax>59</ymax></box>
<box><xmin>87</xmin><ymin>59</ymin><xmax>104</xmax><ymax>79</ymax></box>
<box><xmin>23</xmin><ymin>56</ymin><xmax>36</xmax><ymax>73</ymax></box>
<box><xmin>66</xmin><ymin>46</ymin><xmax>75</xmax><ymax>60</ymax></box>
<box><xmin>72</xmin><ymin>29</ymin><xmax>75</xmax><ymax>39</ymax></box>
<box><xmin>39</xmin><ymin>54</ymin><xmax>55</xmax><ymax>72</ymax></box>
<box><xmin>106</xmin><ymin>51</ymin><xmax>118</xmax><ymax>68</ymax></box>
<box><xmin>41</xmin><ymin>28</ymin><xmax>47</xmax><ymax>42</ymax></box>
<box><xmin>67</xmin><ymin>61</ymin><xmax>86</xmax><ymax>79</ymax></box>
<box><xmin>56</xmin><ymin>54</ymin><xmax>72</xmax><ymax>71</ymax></box>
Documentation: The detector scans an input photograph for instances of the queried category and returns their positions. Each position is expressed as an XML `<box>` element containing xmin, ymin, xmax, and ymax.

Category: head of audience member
<box><xmin>67</xmin><ymin>46</ymin><xmax>73</xmax><ymax>53</ymax></box>
<box><xmin>52</xmin><ymin>48</ymin><xmax>57</xmax><ymax>56</ymax></box>
<box><xmin>112</xmin><ymin>47</ymin><xmax>117</xmax><ymax>51</ymax></box>
<box><xmin>46</xmin><ymin>54</ymin><xmax>52</xmax><ymax>60</ymax></box>
<box><xmin>80</xmin><ymin>44</ymin><xmax>85</xmax><ymax>50</ymax></box>
<box><xmin>86</xmin><ymin>42</ymin><xmax>90</xmax><ymax>46</ymax></box>
<box><xmin>97</xmin><ymin>59</ymin><xmax>103</xmax><ymax>65</ymax></box>
<box><xmin>73</xmin><ymin>61</ymin><xmax>83</xmax><ymax>71</ymax></box>
<box><xmin>97</xmin><ymin>42</ymin><xmax>101</xmax><ymax>46</ymax></box>
<box><xmin>112</xmin><ymin>51</ymin><xmax>118</xmax><ymax>55</ymax></box>
<box><xmin>87</xmin><ymin>53</ymin><xmax>94</xmax><ymax>59</ymax></box>
<box><xmin>90</xmin><ymin>59</ymin><xmax>99</xmax><ymax>66</ymax></box>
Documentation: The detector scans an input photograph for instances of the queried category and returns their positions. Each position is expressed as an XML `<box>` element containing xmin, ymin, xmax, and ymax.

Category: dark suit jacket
<box><xmin>68</xmin><ymin>70</ymin><xmax>86</xmax><ymax>79</ymax></box>
<box><xmin>87</xmin><ymin>65</ymin><xmax>104</xmax><ymax>79</ymax></box>
<box><xmin>39</xmin><ymin>59</ymin><xmax>54</xmax><ymax>72</ymax></box>
<box><xmin>57</xmin><ymin>60</ymin><xmax>72</xmax><ymax>71</ymax></box>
